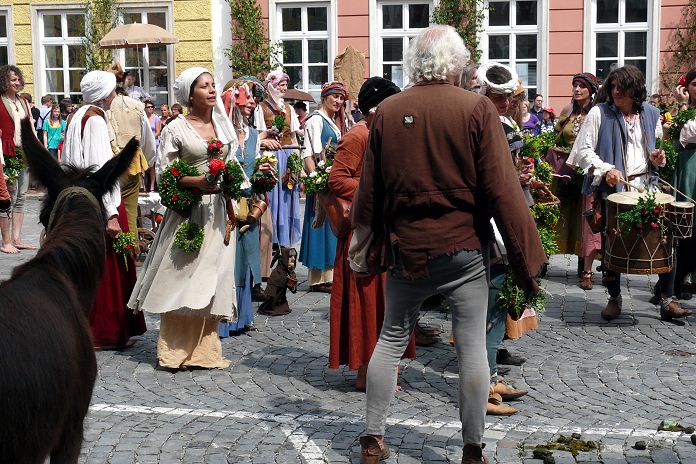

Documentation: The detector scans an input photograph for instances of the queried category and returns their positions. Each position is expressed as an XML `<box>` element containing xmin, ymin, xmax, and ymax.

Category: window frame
<box><xmin>32</xmin><ymin>6</ymin><xmax>88</xmax><ymax>102</ymax></box>
<box><xmin>0</xmin><ymin>7</ymin><xmax>15</xmax><ymax>67</ymax></box>
<box><xmin>114</xmin><ymin>5</ymin><xmax>175</xmax><ymax>106</ymax></box>
<box><xmin>269</xmin><ymin>0</ymin><xmax>337</xmax><ymax>101</ymax></box>
<box><xmin>372</xmin><ymin>0</ymin><xmax>434</xmax><ymax>89</ymax></box>
<box><xmin>481</xmin><ymin>0</ymin><xmax>548</xmax><ymax>99</ymax></box>
<box><xmin>583</xmin><ymin>0</ymin><xmax>658</xmax><ymax>90</ymax></box>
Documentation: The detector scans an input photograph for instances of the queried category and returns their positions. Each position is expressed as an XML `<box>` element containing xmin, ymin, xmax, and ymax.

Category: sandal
<box><xmin>579</xmin><ymin>271</ymin><xmax>593</xmax><ymax>290</ymax></box>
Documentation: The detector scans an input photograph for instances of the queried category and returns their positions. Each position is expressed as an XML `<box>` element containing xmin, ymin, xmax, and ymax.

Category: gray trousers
<box><xmin>365</xmin><ymin>249</ymin><xmax>489</xmax><ymax>445</ymax></box>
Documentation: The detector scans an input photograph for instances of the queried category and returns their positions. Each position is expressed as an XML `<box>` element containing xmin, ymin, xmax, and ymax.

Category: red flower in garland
<box><xmin>651</xmin><ymin>222</ymin><xmax>658</xmax><ymax>229</ymax></box>
<box><xmin>172</xmin><ymin>194</ymin><xmax>179</xmax><ymax>202</ymax></box>
<box><xmin>208</xmin><ymin>138</ymin><xmax>224</xmax><ymax>158</ymax></box>
<box><xmin>208</xmin><ymin>158</ymin><xmax>226</xmax><ymax>178</ymax></box>
<box><xmin>171</xmin><ymin>167</ymin><xmax>181</xmax><ymax>178</ymax></box>
<box><xmin>679</xmin><ymin>75</ymin><xmax>688</xmax><ymax>87</ymax></box>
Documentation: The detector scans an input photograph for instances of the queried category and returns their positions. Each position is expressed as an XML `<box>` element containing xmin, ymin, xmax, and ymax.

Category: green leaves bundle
<box><xmin>159</xmin><ymin>160</ymin><xmax>202</xmax><ymax>216</ymax></box>
<box><xmin>174</xmin><ymin>222</ymin><xmax>204</xmax><ymax>252</ymax></box>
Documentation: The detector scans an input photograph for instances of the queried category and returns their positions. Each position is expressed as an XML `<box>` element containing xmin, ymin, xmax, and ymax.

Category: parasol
<box><xmin>284</xmin><ymin>88</ymin><xmax>315</xmax><ymax>103</ymax></box>
<box><xmin>98</xmin><ymin>23</ymin><xmax>179</xmax><ymax>49</ymax></box>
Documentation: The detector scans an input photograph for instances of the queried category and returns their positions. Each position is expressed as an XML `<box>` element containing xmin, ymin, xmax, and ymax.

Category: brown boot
<box><xmin>486</xmin><ymin>392</ymin><xmax>518</xmax><ymax>416</ymax></box>
<box><xmin>579</xmin><ymin>271</ymin><xmax>593</xmax><ymax>290</ymax></box>
<box><xmin>491</xmin><ymin>379</ymin><xmax>528</xmax><ymax>401</ymax></box>
<box><xmin>461</xmin><ymin>443</ymin><xmax>489</xmax><ymax>464</ymax></box>
<box><xmin>601</xmin><ymin>296</ymin><xmax>622</xmax><ymax>320</ymax></box>
<box><xmin>660</xmin><ymin>299</ymin><xmax>693</xmax><ymax>320</ymax></box>
<box><xmin>359</xmin><ymin>435</ymin><xmax>390</xmax><ymax>464</ymax></box>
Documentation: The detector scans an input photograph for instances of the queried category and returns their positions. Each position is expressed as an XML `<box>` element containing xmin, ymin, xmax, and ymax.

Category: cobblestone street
<box><xmin>3</xmin><ymin>195</ymin><xmax>696</xmax><ymax>464</ymax></box>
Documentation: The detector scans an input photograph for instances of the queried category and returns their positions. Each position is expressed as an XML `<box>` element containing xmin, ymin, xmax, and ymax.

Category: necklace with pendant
<box><xmin>625</xmin><ymin>114</ymin><xmax>637</xmax><ymax>134</ymax></box>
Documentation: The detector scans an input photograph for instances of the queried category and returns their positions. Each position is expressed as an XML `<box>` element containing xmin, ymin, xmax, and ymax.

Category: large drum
<box><xmin>668</xmin><ymin>201</ymin><xmax>694</xmax><ymax>239</ymax></box>
<box><xmin>605</xmin><ymin>191</ymin><xmax>675</xmax><ymax>275</ymax></box>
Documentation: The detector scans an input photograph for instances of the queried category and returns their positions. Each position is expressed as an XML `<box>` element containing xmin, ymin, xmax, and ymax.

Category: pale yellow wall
<box><xmin>4</xmin><ymin>0</ymin><xmax>214</xmax><ymax>97</ymax></box>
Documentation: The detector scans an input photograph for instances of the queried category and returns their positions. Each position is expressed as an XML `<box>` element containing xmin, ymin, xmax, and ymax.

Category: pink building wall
<box><xmin>252</xmin><ymin>0</ymin><xmax>692</xmax><ymax>110</ymax></box>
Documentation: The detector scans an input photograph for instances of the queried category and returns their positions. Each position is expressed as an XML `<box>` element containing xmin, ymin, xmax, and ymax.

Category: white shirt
<box><xmin>569</xmin><ymin>105</ymin><xmax>662</xmax><ymax>190</ymax></box>
<box><xmin>301</xmin><ymin>110</ymin><xmax>341</xmax><ymax>160</ymax></box>
<box><xmin>62</xmin><ymin>105</ymin><xmax>121</xmax><ymax>218</ymax></box>
<box><xmin>680</xmin><ymin>117</ymin><xmax>696</xmax><ymax>147</ymax></box>
<box><xmin>125</xmin><ymin>85</ymin><xmax>150</xmax><ymax>102</ymax></box>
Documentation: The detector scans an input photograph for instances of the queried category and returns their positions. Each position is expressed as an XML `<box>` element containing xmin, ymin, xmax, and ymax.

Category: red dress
<box><xmin>89</xmin><ymin>200</ymin><xmax>147</xmax><ymax>348</ymax></box>
<box><xmin>328</xmin><ymin>121</ymin><xmax>416</xmax><ymax>370</ymax></box>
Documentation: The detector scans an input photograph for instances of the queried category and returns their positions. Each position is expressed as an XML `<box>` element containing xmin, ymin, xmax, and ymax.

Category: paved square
<box><xmin>2</xmin><ymin>195</ymin><xmax>695</xmax><ymax>463</ymax></box>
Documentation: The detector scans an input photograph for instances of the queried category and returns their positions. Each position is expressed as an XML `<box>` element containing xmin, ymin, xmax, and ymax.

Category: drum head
<box><xmin>607</xmin><ymin>191</ymin><xmax>675</xmax><ymax>205</ymax></box>
<box><xmin>672</xmin><ymin>201</ymin><xmax>694</xmax><ymax>209</ymax></box>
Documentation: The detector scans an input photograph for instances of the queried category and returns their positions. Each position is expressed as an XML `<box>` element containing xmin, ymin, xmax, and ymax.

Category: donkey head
<box><xmin>20</xmin><ymin>117</ymin><xmax>139</xmax><ymax>228</ymax></box>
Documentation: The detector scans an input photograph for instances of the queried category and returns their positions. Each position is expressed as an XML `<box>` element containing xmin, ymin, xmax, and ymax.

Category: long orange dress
<box><xmin>328</xmin><ymin>121</ymin><xmax>416</xmax><ymax>370</ymax></box>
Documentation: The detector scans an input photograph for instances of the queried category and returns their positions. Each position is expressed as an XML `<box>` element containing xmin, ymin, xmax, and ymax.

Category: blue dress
<box><xmin>269</xmin><ymin>148</ymin><xmax>302</xmax><ymax>247</ymax></box>
<box><xmin>299</xmin><ymin>113</ymin><xmax>339</xmax><ymax>271</ymax></box>
<box><xmin>219</xmin><ymin>128</ymin><xmax>261</xmax><ymax>336</ymax></box>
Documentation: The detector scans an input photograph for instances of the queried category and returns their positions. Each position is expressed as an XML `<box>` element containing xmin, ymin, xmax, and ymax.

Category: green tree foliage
<box><xmin>661</xmin><ymin>0</ymin><xmax>696</xmax><ymax>93</ymax></box>
<box><xmin>431</xmin><ymin>0</ymin><xmax>485</xmax><ymax>63</ymax></box>
<box><xmin>225</xmin><ymin>0</ymin><xmax>282</xmax><ymax>78</ymax></box>
<box><xmin>83</xmin><ymin>0</ymin><xmax>119</xmax><ymax>71</ymax></box>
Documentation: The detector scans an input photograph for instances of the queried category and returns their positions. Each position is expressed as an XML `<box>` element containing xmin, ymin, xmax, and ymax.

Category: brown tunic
<box><xmin>352</xmin><ymin>80</ymin><xmax>546</xmax><ymax>291</ymax></box>
<box><xmin>261</xmin><ymin>101</ymin><xmax>295</xmax><ymax>146</ymax></box>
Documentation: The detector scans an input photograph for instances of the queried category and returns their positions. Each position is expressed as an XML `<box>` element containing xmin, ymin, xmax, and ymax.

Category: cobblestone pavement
<box><xmin>2</xmin><ymin>195</ymin><xmax>696</xmax><ymax>464</ymax></box>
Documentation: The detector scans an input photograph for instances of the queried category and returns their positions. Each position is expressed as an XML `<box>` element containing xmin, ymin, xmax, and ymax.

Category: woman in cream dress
<box><xmin>129</xmin><ymin>67</ymin><xmax>245</xmax><ymax>369</ymax></box>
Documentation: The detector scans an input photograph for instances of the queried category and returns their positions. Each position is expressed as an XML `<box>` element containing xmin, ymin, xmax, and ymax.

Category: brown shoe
<box><xmin>601</xmin><ymin>296</ymin><xmax>622</xmax><ymax>321</ymax></box>
<box><xmin>359</xmin><ymin>435</ymin><xmax>390</xmax><ymax>464</ymax></box>
<box><xmin>309</xmin><ymin>283</ymin><xmax>332</xmax><ymax>293</ymax></box>
<box><xmin>462</xmin><ymin>443</ymin><xmax>489</xmax><ymax>463</ymax></box>
<box><xmin>415</xmin><ymin>323</ymin><xmax>439</xmax><ymax>346</ymax></box>
<box><xmin>660</xmin><ymin>299</ymin><xmax>693</xmax><ymax>320</ymax></box>
<box><xmin>491</xmin><ymin>379</ymin><xmax>528</xmax><ymax>401</ymax></box>
<box><xmin>486</xmin><ymin>392</ymin><xmax>518</xmax><ymax>416</ymax></box>
<box><xmin>579</xmin><ymin>271</ymin><xmax>593</xmax><ymax>290</ymax></box>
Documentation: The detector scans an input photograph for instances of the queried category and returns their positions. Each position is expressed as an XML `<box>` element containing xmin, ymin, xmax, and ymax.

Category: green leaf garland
<box><xmin>221</xmin><ymin>160</ymin><xmax>246</xmax><ymax>201</ymax></box>
<box><xmin>174</xmin><ymin>222</ymin><xmax>204</xmax><ymax>252</ymax></box>
<box><xmin>159</xmin><ymin>160</ymin><xmax>202</xmax><ymax>216</ymax></box>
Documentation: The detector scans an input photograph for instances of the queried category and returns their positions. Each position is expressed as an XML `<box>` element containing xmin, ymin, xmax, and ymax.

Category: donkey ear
<box><xmin>89</xmin><ymin>137</ymin><xmax>139</xmax><ymax>195</ymax></box>
<box><xmin>20</xmin><ymin>117</ymin><xmax>67</xmax><ymax>195</ymax></box>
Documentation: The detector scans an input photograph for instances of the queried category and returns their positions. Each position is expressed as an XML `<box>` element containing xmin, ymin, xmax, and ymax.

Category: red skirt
<box><xmin>89</xmin><ymin>201</ymin><xmax>146</xmax><ymax>348</ymax></box>
<box><xmin>329</xmin><ymin>234</ymin><xmax>416</xmax><ymax>370</ymax></box>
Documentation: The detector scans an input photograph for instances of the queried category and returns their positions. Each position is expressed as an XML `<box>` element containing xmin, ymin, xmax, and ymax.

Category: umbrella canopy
<box><xmin>284</xmin><ymin>88</ymin><xmax>315</xmax><ymax>103</ymax></box>
<box><xmin>99</xmin><ymin>23</ymin><xmax>179</xmax><ymax>49</ymax></box>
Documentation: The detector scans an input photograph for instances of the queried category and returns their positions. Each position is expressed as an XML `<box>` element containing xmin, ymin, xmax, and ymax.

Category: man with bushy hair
<box><xmin>352</xmin><ymin>25</ymin><xmax>546</xmax><ymax>464</ymax></box>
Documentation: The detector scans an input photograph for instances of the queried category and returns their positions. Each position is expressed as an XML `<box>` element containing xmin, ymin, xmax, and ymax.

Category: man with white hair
<box><xmin>352</xmin><ymin>25</ymin><xmax>546</xmax><ymax>464</ymax></box>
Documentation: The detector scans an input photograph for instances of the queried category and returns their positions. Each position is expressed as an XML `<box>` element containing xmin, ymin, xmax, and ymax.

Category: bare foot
<box><xmin>1</xmin><ymin>243</ymin><xmax>20</xmax><ymax>254</ymax></box>
<box><xmin>13</xmin><ymin>242</ymin><xmax>36</xmax><ymax>250</ymax></box>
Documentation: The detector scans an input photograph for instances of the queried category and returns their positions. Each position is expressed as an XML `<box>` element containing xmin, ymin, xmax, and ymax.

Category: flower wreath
<box><xmin>4</xmin><ymin>146</ymin><xmax>26</xmax><ymax>185</ymax></box>
<box><xmin>221</xmin><ymin>160</ymin><xmax>246</xmax><ymax>201</ymax></box>
<box><xmin>112</xmin><ymin>231</ymin><xmax>139</xmax><ymax>270</ymax></box>
<box><xmin>174</xmin><ymin>222</ymin><xmax>205</xmax><ymax>252</ymax></box>
<box><xmin>250</xmin><ymin>152</ymin><xmax>278</xmax><ymax>194</ymax></box>
<box><xmin>159</xmin><ymin>160</ymin><xmax>203</xmax><ymax>216</ymax></box>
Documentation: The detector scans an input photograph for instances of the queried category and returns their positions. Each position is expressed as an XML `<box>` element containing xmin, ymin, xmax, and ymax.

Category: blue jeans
<box><xmin>365</xmin><ymin>249</ymin><xmax>489</xmax><ymax>445</ymax></box>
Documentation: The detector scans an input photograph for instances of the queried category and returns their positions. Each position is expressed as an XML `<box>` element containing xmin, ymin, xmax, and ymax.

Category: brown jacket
<box><xmin>352</xmin><ymin>80</ymin><xmax>546</xmax><ymax>290</ymax></box>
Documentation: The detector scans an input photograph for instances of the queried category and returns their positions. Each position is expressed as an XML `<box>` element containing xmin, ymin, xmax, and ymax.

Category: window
<box><xmin>0</xmin><ymin>10</ymin><xmax>10</xmax><ymax>66</ymax></box>
<box><xmin>277</xmin><ymin>3</ymin><xmax>331</xmax><ymax>100</ymax></box>
<box><xmin>377</xmin><ymin>1</ymin><xmax>431</xmax><ymax>88</ymax></box>
<box><xmin>38</xmin><ymin>11</ymin><xmax>86</xmax><ymax>101</ymax></box>
<box><xmin>116</xmin><ymin>9</ymin><xmax>173</xmax><ymax>106</ymax></box>
<box><xmin>483</xmin><ymin>0</ymin><xmax>539</xmax><ymax>97</ymax></box>
<box><xmin>592</xmin><ymin>0</ymin><xmax>649</xmax><ymax>82</ymax></box>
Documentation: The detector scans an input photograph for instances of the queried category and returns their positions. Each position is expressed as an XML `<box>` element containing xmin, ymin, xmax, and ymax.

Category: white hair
<box><xmin>404</xmin><ymin>25</ymin><xmax>471</xmax><ymax>83</ymax></box>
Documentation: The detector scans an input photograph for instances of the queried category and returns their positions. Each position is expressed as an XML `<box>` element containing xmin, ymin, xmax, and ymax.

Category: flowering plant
<box><xmin>207</xmin><ymin>138</ymin><xmax>223</xmax><ymax>158</ymax></box>
<box><xmin>615</xmin><ymin>191</ymin><xmax>668</xmax><ymax>238</ymax></box>
<box><xmin>112</xmin><ymin>231</ymin><xmax>138</xmax><ymax>271</ymax></box>
<box><xmin>3</xmin><ymin>146</ymin><xmax>26</xmax><ymax>185</ymax></box>
<box><xmin>534</xmin><ymin>160</ymin><xmax>553</xmax><ymax>184</ymax></box>
<box><xmin>301</xmin><ymin>158</ymin><xmax>332</xmax><ymax>195</ymax></box>
<box><xmin>667</xmin><ymin>108</ymin><xmax>696</xmax><ymax>141</ymax></box>
<box><xmin>174</xmin><ymin>222</ymin><xmax>205</xmax><ymax>252</ymax></box>
<box><xmin>250</xmin><ymin>152</ymin><xmax>278</xmax><ymax>194</ymax></box>
<box><xmin>159</xmin><ymin>160</ymin><xmax>202</xmax><ymax>216</ymax></box>
<box><xmin>497</xmin><ymin>270</ymin><xmax>546</xmax><ymax>319</ymax></box>
<box><xmin>221</xmin><ymin>160</ymin><xmax>246</xmax><ymax>201</ymax></box>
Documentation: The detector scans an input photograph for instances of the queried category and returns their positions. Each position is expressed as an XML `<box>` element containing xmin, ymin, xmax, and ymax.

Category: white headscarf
<box><xmin>81</xmin><ymin>71</ymin><xmax>117</xmax><ymax>104</ymax></box>
<box><xmin>173</xmin><ymin>67</ymin><xmax>238</xmax><ymax>153</ymax></box>
<box><xmin>263</xmin><ymin>69</ymin><xmax>289</xmax><ymax>114</ymax></box>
